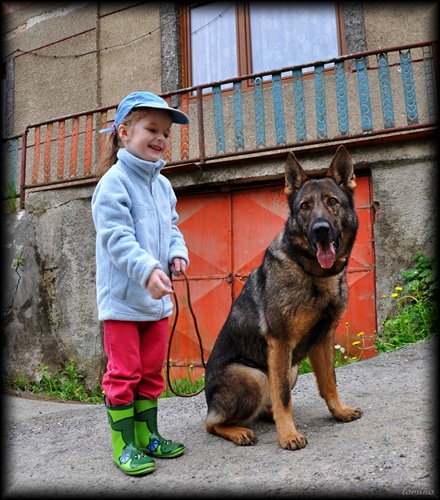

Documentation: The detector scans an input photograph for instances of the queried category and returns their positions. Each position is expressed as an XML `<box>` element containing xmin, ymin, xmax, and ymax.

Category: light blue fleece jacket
<box><xmin>91</xmin><ymin>148</ymin><xmax>189</xmax><ymax>321</ymax></box>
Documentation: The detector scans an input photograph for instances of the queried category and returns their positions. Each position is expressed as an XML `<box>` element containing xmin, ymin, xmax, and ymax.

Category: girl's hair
<box><xmin>97</xmin><ymin>108</ymin><xmax>151</xmax><ymax>178</ymax></box>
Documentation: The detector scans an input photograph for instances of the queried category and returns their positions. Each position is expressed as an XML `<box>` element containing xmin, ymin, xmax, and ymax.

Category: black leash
<box><xmin>167</xmin><ymin>270</ymin><xmax>206</xmax><ymax>397</ymax></box>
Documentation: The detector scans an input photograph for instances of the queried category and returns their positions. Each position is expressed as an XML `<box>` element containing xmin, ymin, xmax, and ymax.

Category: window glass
<box><xmin>249</xmin><ymin>2</ymin><xmax>339</xmax><ymax>73</ymax></box>
<box><xmin>190</xmin><ymin>3</ymin><xmax>238</xmax><ymax>86</ymax></box>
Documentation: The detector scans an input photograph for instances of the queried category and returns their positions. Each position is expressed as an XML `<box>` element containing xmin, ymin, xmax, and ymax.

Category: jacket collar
<box><xmin>116</xmin><ymin>148</ymin><xmax>166</xmax><ymax>184</ymax></box>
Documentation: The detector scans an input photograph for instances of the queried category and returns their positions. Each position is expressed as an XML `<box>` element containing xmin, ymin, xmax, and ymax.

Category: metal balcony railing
<box><xmin>1</xmin><ymin>40</ymin><xmax>437</xmax><ymax>209</ymax></box>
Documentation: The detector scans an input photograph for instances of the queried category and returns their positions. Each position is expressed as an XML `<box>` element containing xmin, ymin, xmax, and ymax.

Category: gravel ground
<box><xmin>2</xmin><ymin>338</ymin><xmax>437</xmax><ymax>499</ymax></box>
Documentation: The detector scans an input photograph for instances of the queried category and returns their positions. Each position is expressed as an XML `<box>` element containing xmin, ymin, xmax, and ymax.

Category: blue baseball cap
<box><xmin>99</xmin><ymin>91</ymin><xmax>189</xmax><ymax>133</ymax></box>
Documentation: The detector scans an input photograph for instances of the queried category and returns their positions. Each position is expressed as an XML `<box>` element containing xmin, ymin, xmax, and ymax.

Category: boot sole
<box><xmin>144</xmin><ymin>448</ymin><xmax>185</xmax><ymax>459</ymax></box>
<box><xmin>114</xmin><ymin>460</ymin><xmax>156</xmax><ymax>475</ymax></box>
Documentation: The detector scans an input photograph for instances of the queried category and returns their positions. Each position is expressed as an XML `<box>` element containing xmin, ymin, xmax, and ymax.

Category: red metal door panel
<box><xmin>169</xmin><ymin>277</ymin><xmax>231</xmax><ymax>379</ymax></box>
<box><xmin>175</xmin><ymin>193</ymin><xmax>231</xmax><ymax>276</ymax></box>
<box><xmin>168</xmin><ymin>175</ymin><xmax>377</xmax><ymax>378</ymax></box>
<box><xmin>168</xmin><ymin>193</ymin><xmax>232</xmax><ymax>378</ymax></box>
<box><xmin>231</xmin><ymin>187</ymin><xmax>288</xmax><ymax>297</ymax></box>
<box><xmin>339</xmin><ymin>175</ymin><xmax>377</xmax><ymax>358</ymax></box>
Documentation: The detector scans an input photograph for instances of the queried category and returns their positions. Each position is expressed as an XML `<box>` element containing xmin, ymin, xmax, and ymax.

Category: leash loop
<box><xmin>166</xmin><ymin>270</ymin><xmax>206</xmax><ymax>397</ymax></box>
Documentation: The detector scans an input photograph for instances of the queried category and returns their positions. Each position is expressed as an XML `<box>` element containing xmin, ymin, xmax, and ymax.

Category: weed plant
<box><xmin>375</xmin><ymin>252</ymin><xmax>437</xmax><ymax>353</ymax></box>
<box><xmin>161</xmin><ymin>360</ymin><xmax>205</xmax><ymax>398</ymax></box>
<box><xmin>34</xmin><ymin>362</ymin><xmax>104</xmax><ymax>403</ymax></box>
<box><xmin>7</xmin><ymin>360</ymin><xmax>104</xmax><ymax>404</ymax></box>
<box><xmin>6</xmin><ymin>253</ymin><xmax>436</xmax><ymax>402</ymax></box>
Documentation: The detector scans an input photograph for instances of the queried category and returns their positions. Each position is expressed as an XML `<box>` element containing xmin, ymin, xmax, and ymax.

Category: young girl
<box><xmin>92</xmin><ymin>91</ymin><xmax>190</xmax><ymax>476</ymax></box>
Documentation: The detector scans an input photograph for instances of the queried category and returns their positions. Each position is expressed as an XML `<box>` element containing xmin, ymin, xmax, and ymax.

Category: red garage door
<box><xmin>168</xmin><ymin>176</ymin><xmax>377</xmax><ymax>379</ymax></box>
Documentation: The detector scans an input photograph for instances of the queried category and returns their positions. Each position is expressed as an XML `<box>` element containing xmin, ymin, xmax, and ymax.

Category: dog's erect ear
<box><xmin>326</xmin><ymin>146</ymin><xmax>356</xmax><ymax>192</ymax></box>
<box><xmin>284</xmin><ymin>152</ymin><xmax>308</xmax><ymax>196</ymax></box>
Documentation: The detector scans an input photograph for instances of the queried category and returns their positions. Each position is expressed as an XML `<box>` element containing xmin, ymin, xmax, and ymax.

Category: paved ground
<box><xmin>2</xmin><ymin>338</ymin><xmax>437</xmax><ymax>499</ymax></box>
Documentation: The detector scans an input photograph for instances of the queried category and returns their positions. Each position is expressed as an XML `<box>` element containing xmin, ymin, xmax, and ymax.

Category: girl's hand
<box><xmin>170</xmin><ymin>258</ymin><xmax>187</xmax><ymax>277</ymax></box>
<box><xmin>146</xmin><ymin>269</ymin><xmax>174</xmax><ymax>300</ymax></box>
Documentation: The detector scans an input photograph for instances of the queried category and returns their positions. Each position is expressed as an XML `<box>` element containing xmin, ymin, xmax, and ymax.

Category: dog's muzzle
<box><xmin>311</xmin><ymin>221</ymin><xmax>340</xmax><ymax>269</ymax></box>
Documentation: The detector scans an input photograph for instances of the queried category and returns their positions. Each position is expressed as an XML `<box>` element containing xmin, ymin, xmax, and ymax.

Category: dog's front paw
<box><xmin>332</xmin><ymin>406</ymin><xmax>363</xmax><ymax>422</ymax></box>
<box><xmin>279</xmin><ymin>432</ymin><xmax>308</xmax><ymax>450</ymax></box>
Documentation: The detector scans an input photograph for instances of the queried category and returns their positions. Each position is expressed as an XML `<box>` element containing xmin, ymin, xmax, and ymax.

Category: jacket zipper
<box><xmin>150</xmin><ymin>179</ymin><xmax>165</xmax><ymax>317</ymax></box>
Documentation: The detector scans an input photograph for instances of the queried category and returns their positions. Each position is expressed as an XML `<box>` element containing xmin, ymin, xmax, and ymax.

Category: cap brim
<box><xmin>133</xmin><ymin>103</ymin><xmax>190</xmax><ymax>125</ymax></box>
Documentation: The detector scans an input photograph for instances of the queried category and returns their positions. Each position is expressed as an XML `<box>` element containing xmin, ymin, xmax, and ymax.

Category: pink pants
<box><xmin>102</xmin><ymin>318</ymin><xmax>169</xmax><ymax>406</ymax></box>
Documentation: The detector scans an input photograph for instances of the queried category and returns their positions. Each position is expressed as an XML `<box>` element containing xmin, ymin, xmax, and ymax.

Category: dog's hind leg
<box><xmin>205</xmin><ymin>420</ymin><xmax>258</xmax><ymax>446</ymax></box>
<box><xmin>309</xmin><ymin>332</ymin><xmax>363</xmax><ymax>421</ymax></box>
<box><xmin>205</xmin><ymin>365</ymin><xmax>270</xmax><ymax>446</ymax></box>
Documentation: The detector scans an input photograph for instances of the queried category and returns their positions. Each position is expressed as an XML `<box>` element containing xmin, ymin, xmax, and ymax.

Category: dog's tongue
<box><xmin>316</xmin><ymin>241</ymin><xmax>336</xmax><ymax>269</ymax></box>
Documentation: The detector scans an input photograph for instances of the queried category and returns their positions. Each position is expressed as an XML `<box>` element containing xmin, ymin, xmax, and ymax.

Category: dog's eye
<box><xmin>300</xmin><ymin>202</ymin><xmax>309</xmax><ymax>210</ymax></box>
<box><xmin>328</xmin><ymin>197</ymin><xmax>338</xmax><ymax>206</ymax></box>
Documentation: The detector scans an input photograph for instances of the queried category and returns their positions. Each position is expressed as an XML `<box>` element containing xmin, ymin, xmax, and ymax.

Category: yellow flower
<box><xmin>357</xmin><ymin>331</ymin><xmax>364</xmax><ymax>337</ymax></box>
<box><xmin>391</xmin><ymin>293</ymin><xmax>398</xmax><ymax>298</ymax></box>
<box><xmin>395</xmin><ymin>286</ymin><xmax>403</xmax><ymax>291</ymax></box>
<box><xmin>345</xmin><ymin>322</ymin><xmax>349</xmax><ymax>327</ymax></box>
<box><xmin>189</xmin><ymin>364</ymin><xmax>194</xmax><ymax>370</ymax></box>
<box><xmin>352</xmin><ymin>341</ymin><xmax>361</xmax><ymax>346</ymax></box>
<box><xmin>351</xmin><ymin>357</ymin><xmax>358</xmax><ymax>360</ymax></box>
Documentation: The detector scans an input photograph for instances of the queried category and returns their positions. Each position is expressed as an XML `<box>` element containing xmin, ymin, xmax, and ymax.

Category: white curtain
<box><xmin>249</xmin><ymin>2</ymin><xmax>338</xmax><ymax>73</ymax></box>
<box><xmin>190</xmin><ymin>2</ymin><xmax>338</xmax><ymax>85</ymax></box>
<box><xmin>191</xmin><ymin>3</ymin><xmax>237</xmax><ymax>86</ymax></box>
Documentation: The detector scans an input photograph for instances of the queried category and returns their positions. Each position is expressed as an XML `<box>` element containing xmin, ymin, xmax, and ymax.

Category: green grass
<box><xmin>5</xmin><ymin>252</ymin><xmax>436</xmax><ymax>402</ymax></box>
<box><xmin>3</xmin><ymin>179</ymin><xmax>18</xmax><ymax>213</ymax></box>
<box><xmin>160</xmin><ymin>359</ymin><xmax>205</xmax><ymax>398</ymax></box>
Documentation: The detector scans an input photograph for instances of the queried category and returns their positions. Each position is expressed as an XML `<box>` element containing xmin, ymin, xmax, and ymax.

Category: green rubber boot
<box><xmin>134</xmin><ymin>398</ymin><xmax>185</xmax><ymax>458</ymax></box>
<box><xmin>106</xmin><ymin>402</ymin><xmax>156</xmax><ymax>475</ymax></box>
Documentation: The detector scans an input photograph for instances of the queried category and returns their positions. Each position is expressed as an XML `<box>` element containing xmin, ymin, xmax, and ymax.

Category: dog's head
<box><xmin>284</xmin><ymin>146</ymin><xmax>358</xmax><ymax>273</ymax></box>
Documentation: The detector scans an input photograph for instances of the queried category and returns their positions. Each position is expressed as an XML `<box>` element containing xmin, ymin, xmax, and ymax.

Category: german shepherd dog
<box><xmin>204</xmin><ymin>146</ymin><xmax>362</xmax><ymax>450</ymax></box>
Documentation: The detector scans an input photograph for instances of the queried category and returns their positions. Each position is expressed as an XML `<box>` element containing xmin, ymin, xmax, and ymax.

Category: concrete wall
<box><xmin>3</xmin><ymin>2</ymin><xmax>166</xmax><ymax>135</ymax></box>
<box><xmin>363</xmin><ymin>2</ymin><xmax>437</xmax><ymax>48</ymax></box>
<box><xmin>370</xmin><ymin>141</ymin><xmax>437</xmax><ymax>311</ymax></box>
<box><xmin>4</xmin><ymin>3</ymin><xmax>99</xmax><ymax>134</ymax></box>
<box><xmin>97</xmin><ymin>3</ymin><xmax>163</xmax><ymax>106</ymax></box>
<box><xmin>2</xmin><ymin>138</ymin><xmax>436</xmax><ymax>385</ymax></box>
<box><xmin>3</xmin><ymin>186</ymin><xmax>104</xmax><ymax>383</ymax></box>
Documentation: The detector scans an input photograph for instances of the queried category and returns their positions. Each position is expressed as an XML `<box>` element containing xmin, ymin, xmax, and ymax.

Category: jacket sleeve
<box><xmin>167</xmin><ymin>187</ymin><xmax>190</xmax><ymax>267</ymax></box>
<box><xmin>92</xmin><ymin>176</ymin><xmax>160</xmax><ymax>287</ymax></box>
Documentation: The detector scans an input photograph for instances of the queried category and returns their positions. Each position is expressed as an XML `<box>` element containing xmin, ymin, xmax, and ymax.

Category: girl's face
<box><xmin>118</xmin><ymin>109</ymin><xmax>172</xmax><ymax>162</ymax></box>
